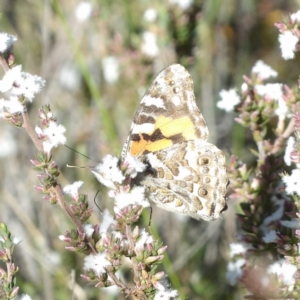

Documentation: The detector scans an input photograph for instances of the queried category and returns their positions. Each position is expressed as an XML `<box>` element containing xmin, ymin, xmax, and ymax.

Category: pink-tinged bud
<box><xmin>153</xmin><ymin>281</ymin><xmax>164</xmax><ymax>290</ymax></box>
<box><xmin>34</xmin><ymin>185</ymin><xmax>45</xmax><ymax>193</ymax></box>
<box><xmin>146</xmin><ymin>243</ymin><xmax>153</xmax><ymax>252</ymax></box>
<box><xmin>157</xmin><ymin>245</ymin><xmax>167</xmax><ymax>255</ymax></box>
<box><xmin>102</xmin><ymin>235</ymin><xmax>110</xmax><ymax>247</ymax></box>
<box><xmin>242</xmin><ymin>75</ymin><xmax>252</xmax><ymax>85</ymax></box>
<box><xmin>80</xmin><ymin>274</ymin><xmax>92</xmax><ymax>281</ymax></box>
<box><xmin>58</xmin><ymin>235</ymin><xmax>72</xmax><ymax>243</ymax></box>
<box><xmin>95</xmin><ymin>281</ymin><xmax>105</xmax><ymax>288</ymax></box>
<box><xmin>10</xmin><ymin>286</ymin><xmax>19</xmax><ymax>297</ymax></box>
<box><xmin>113</xmin><ymin>244</ymin><xmax>119</xmax><ymax>252</ymax></box>
<box><xmin>7</xmin><ymin>52</ymin><xmax>15</xmax><ymax>66</ymax></box>
<box><xmin>30</xmin><ymin>159</ymin><xmax>40</xmax><ymax>167</ymax></box>
<box><xmin>65</xmin><ymin>246</ymin><xmax>77</xmax><ymax>251</ymax></box>
<box><xmin>132</xmin><ymin>226</ymin><xmax>139</xmax><ymax>239</ymax></box>
<box><xmin>38</xmin><ymin>109</ymin><xmax>46</xmax><ymax>119</ymax></box>
<box><xmin>145</xmin><ymin>255</ymin><xmax>163</xmax><ymax>264</ymax></box>
<box><xmin>152</xmin><ymin>271</ymin><xmax>164</xmax><ymax>281</ymax></box>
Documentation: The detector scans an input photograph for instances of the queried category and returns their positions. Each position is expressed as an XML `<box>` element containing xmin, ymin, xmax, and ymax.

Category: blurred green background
<box><xmin>1</xmin><ymin>0</ymin><xmax>299</xmax><ymax>299</ymax></box>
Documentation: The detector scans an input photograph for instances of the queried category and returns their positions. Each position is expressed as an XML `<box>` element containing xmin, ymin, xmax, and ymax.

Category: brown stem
<box><xmin>54</xmin><ymin>186</ymin><xmax>97</xmax><ymax>254</ymax></box>
<box><xmin>22</xmin><ymin>111</ymin><xmax>43</xmax><ymax>151</ymax></box>
<box><xmin>269</xmin><ymin>118</ymin><xmax>295</xmax><ymax>155</ymax></box>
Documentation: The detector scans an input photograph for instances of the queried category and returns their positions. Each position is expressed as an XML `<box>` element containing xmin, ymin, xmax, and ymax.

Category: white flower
<box><xmin>39</xmin><ymin>121</ymin><xmax>66</xmax><ymax>153</ymax></box>
<box><xmin>83</xmin><ymin>253</ymin><xmax>111</xmax><ymax>276</ymax></box>
<box><xmin>92</xmin><ymin>155</ymin><xmax>125</xmax><ymax>190</ymax></box>
<box><xmin>143</xmin><ymin>8</ymin><xmax>158</xmax><ymax>22</ymax></box>
<box><xmin>251</xmin><ymin>60</ymin><xmax>278</xmax><ymax>80</ymax></box>
<box><xmin>102</xmin><ymin>56</ymin><xmax>119</xmax><ymax>84</ymax></box>
<box><xmin>282</xmin><ymin>169</ymin><xmax>300</xmax><ymax>195</ymax></box>
<box><xmin>262</xmin><ymin>230</ymin><xmax>278</xmax><ymax>243</ymax></box>
<box><xmin>83</xmin><ymin>224</ymin><xmax>94</xmax><ymax>237</ymax></box>
<box><xmin>229</xmin><ymin>243</ymin><xmax>249</xmax><ymax>257</ymax></box>
<box><xmin>291</xmin><ymin>10</ymin><xmax>300</xmax><ymax>23</ymax></box>
<box><xmin>113</xmin><ymin>186</ymin><xmax>150</xmax><ymax>209</ymax></box>
<box><xmin>267</xmin><ymin>259</ymin><xmax>297</xmax><ymax>286</ymax></box>
<box><xmin>281</xmin><ymin>218</ymin><xmax>300</xmax><ymax>229</ymax></box>
<box><xmin>99</xmin><ymin>209</ymin><xmax>116</xmax><ymax>233</ymax></box>
<box><xmin>0</xmin><ymin>33</ymin><xmax>17</xmax><ymax>53</ymax></box>
<box><xmin>154</xmin><ymin>289</ymin><xmax>179</xmax><ymax>300</ymax></box>
<box><xmin>123</xmin><ymin>153</ymin><xmax>147</xmax><ymax>178</ymax></box>
<box><xmin>226</xmin><ymin>258</ymin><xmax>245</xmax><ymax>286</ymax></box>
<box><xmin>216</xmin><ymin>89</ymin><xmax>241</xmax><ymax>112</ymax></box>
<box><xmin>284</xmin><ymin>136</ymin><xmax>295</xmax><ymax>166</ymax></box>
<box><xmin>168</xmin><ymin>0</ymin><xmax>194</xmax><ymax>10</ymax></box>
<box><xmin>141</xmin><ymin>31</ymin><xmax>159</xmax><ymax>57</ymax></box>
<box><xmin>0</xmin><ymin>96</ymin><xmax>24</xmax><ymax>117</ymax></box>
<box><xmin>0</xmin><ymin>65</ymin><xmax>45</xmax><ymax>101</ymax></box>
<box><xmin>75</xmin><ymin>1</ymin><xmax>93</xmax><ymax>22</ymax></box>
<box><xmin>278</xmin><ymin>31</ymin><xmax>299</xmax><ymax>60</ymax></box>
<box><xmin>255</xmin><ymin>83</ymin><xmax>283</xmax><ymax>100</ymax></box>
<box><xmin>63</xmin><ymin>181</ymin><xmax>83</xmax><ymax>199</ymax></box>
<box><xmin>135</xmin><ymin>229</ymin><xmax>153</xmax><ymax>251</ymax></box>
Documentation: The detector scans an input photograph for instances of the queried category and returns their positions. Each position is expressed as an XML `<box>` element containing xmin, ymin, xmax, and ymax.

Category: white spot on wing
<box><xmin>142</xmin><ymin>95</ymin><xmax>165</xmax><ymax>109</ymax></box>
<box><xmin>177</xmin><ymin>166</ymin><xmax>191</xmax><ymax>179</ymax></box>
<box><xmin>172</xmin><ymin>95</ymin><xmax>181</xmax><ymax>106</ymax></box>
<box><xmin>132</xmin><ymin>123</ymin><xmax>155</xmax><ymax>134</ymax></box>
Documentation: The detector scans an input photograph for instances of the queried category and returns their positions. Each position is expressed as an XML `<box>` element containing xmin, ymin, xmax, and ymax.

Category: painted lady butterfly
<box><xmin>121</xmin><ymin>64</ymin><xmax>228</xmax><ymax>221</ymax></box>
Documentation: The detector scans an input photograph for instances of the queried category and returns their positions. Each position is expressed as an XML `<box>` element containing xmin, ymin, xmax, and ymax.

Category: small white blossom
<box><xmin>99</xmin><ymin>209</ymin><xmax>116</xmax><ymax>233</ymax></box>
<box><xmin>38</xmin><ymin>121</ymin><xmax>66</xmax><ymax>154</ymax></box>
<box><xmin>63</xmin><ymin>181</ymin><xmax>83</xmax><ymax>199</ymax></box>
<box><xmin>226</xmin><ymin>258</ymin><xmax>245</xmax><ymax>286</ymax></box>
<box><xmin>0</xmin><ymin>65</ymin><xmax>45</xmax><ymax>101</ymax></box>
<box><xmin>267</xmin><ymin>259</ymin><xmax>297</xmax><ymax>286</ymax></box>
<box><xmin>251</xmin><ymin>60</ymin><xmax>278</xmax><ymax>80</ymax></box>
<box><xmin>75</xmin><ymin>1</ymin><xmax>93</xmax><ymax>22</ymax></box>
<box><xmin>123</xmin><ymin>153</ymin><xmax>147</xmax><ymax>178</ymax></box>
<box><xmin>217</xmin><ymin>89</ymin><xmax>241</xmax><ymax>112</ymax></box>
<box><xmin>279</xmin><ymin>31</ymin><xmax>299</xmax><ymax>60</ymax></box>
<box><xmin>281</xmin><ymin>218</ymin><xmax>300</xmax><ymax>229</ymax></box>
<box><xmin>0</xmin><ymin>96</ymin><xmax>24</xmax><ymax>117</ymax></box>
<box><xmin>141</xmin><ymin>31</ymin><xmax>159</xmax><ymax>57</ymax></box>
<box><xmin>154</xmin><ymin>283</ymin><xmax>179</xmax><ymax>300</ymax></box>
<box><xmin>92</xmin><ymin>155</ymin><xmax>125</xmax><ymax>190</ymax></box>
<box><xmin>143</xmin><ymin>8</ymin><xmax>158</xmax><ymax>22</ymax></box>
<box><xmin>282</xmin><ymin>169</ymin><xmax>300</xmax><ymax>195</ymax></box>
<box><xmin>262</xmin><ymin>230</ymin><xmax>278</xmax><ymax>243</ymax></box>
<box><xmin>102</xmin><ymin>56</ymin><xmax>119</xmax><ymax>84</ymax></box>
<box><xmin>83</xmin><ymin>224</ymin><xmax>94</xmax><ymax>237</ymax></box>
<box><xmin>284</xmin><ymin>136</ymin><xmax>295</xmax><ymax>166</ymax></box>
<box><xmin>113</xmin><ymin>186</ymin><xmax>150</xmax><ymax>209</ymax></box>
<box><xmin>0</xmin><ymin>33</ymin><xmax>17</xmax><ymax>53</ymax></box>
<box><xmin>229</xmin><ymin>243</ymin><xmax>249</xmax><ymax>257</ymax></box>
<box><xmin>291</xmin><ymin>10</ymin><xmax>300</xmax><ymax>23</ymax></box>
<box><xmin>168</xmin><ymin>0</ymin><xmax>193</xmax><ymax>10</ymax></box>
<box><xmin>135</xmin><ymin>229</ymin><xmax>153</xmax><ymax>251</ymax></box>
<box><xmin>83</xmin><ymin>253</ymin><xmax>111</xmax><ymax>276</ymax></box>
<box><xmin>255</xmin><ymin>83</ymin><xmax>283</xmax><ymax>100</ymax></box>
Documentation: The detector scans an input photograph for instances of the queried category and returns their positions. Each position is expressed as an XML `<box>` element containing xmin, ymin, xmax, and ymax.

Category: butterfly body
<box><xmin>122</xmin><ymin>64</ymin><xmax>228</xmax><ymax>221</ymax></box>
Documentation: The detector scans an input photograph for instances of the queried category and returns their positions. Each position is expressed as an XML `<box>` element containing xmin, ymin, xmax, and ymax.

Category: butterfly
<box><xmin>120</xmin><ymin>64</ymin><xmax>228</xmax><ymax>221</ymax></box>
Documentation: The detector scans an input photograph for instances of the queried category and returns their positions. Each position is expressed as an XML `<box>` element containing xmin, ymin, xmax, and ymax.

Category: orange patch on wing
<box><xmin>130</xmin><ymin>135</ymin><xmax>173</xmax><ymax>156</ymax></box>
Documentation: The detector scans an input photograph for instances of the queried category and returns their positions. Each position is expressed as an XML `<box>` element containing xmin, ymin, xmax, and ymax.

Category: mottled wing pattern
<box><xmin>121</xmin><ymin>64</ymin><xmax>209</xmax><ymax>159</ymax></box>
<box><xmin>141</xmin><ymin>140</ymin><xmax>228</xmax><ymax>221</ymax></box>
<box><xmin>122</xmin><ymin>64</ymin><xmax>228</xmax><ymax>221</ymax></box>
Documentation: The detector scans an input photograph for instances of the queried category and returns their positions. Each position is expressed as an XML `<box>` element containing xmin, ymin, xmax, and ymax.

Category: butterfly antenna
<box><xmin>64</xmin><ymin>144</ymin><xmax>95</xmax><ymax>162</ymax></box>
<box><xmin>94</xmin><ymin>189</ymin><xmax>103</xmax><ymax>212</ymax></box>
